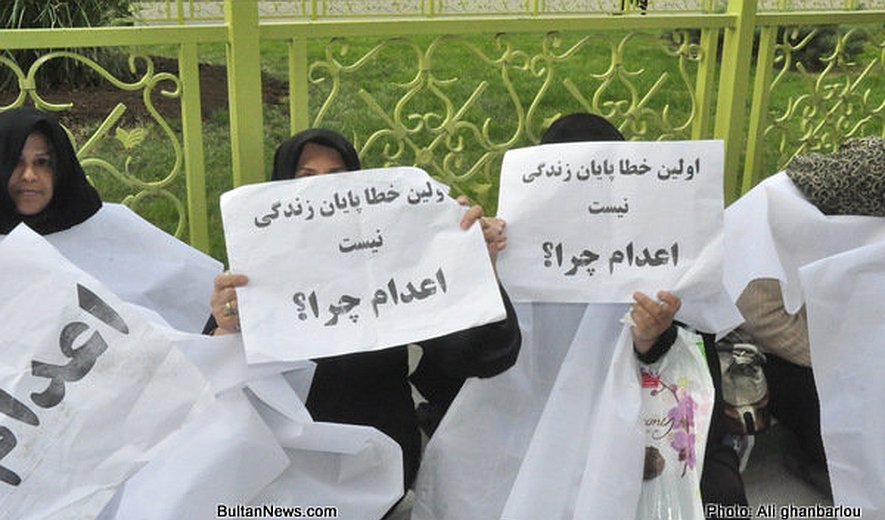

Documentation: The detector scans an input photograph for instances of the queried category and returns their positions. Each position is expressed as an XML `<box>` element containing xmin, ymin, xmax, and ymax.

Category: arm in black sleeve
<box><xmin>411</xmin><ymin>285</ymin><xmax>521</xmax><ymax>437</ymax></box>
<box><xmin>634</xmin><ymin>323</ymin><xmax>678</xmax><ymax>364</ymax></box>
<box><xmin>416</xmin><ymin>284</ymin><xmax>521</xmax><ymax>380</ymax></box>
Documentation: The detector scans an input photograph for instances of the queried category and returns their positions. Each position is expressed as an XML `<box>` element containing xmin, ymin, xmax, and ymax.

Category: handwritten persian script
<box><xmin>496</xmin><ymin>140</ymin><xmax>724</xmax><ymax>303</ymax></box>
<box><xmin>0</xmin><ymin>226</ymin><xmax>205</xmax><ymax>518</ymax></box>
<box><xmin>221</xmin><ymin>167</ymin><xmax>506</xmax><ymax>364</ymax></box>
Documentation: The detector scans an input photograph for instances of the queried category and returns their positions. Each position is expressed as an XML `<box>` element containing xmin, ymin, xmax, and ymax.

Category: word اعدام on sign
<box><xmin>0</xmin><ymin>284</ymin><xmax>129</xmax><ymax>487</ymax></box>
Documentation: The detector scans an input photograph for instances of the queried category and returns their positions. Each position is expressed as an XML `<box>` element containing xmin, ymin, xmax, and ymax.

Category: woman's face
<box><xmin>7</xmin><ymin>132</ymin><xmax>54</xmax><ymax>216</ymax></box>
<box><xmin>293</xmin><ymin>142</ymin><xmax>348</xmax><ymax>178</ymax></box>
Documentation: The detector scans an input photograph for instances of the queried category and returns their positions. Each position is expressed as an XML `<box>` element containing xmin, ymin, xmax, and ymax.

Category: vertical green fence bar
<box><xmin>743</xmin><ymin>25</ymin><xmax>779</xmax><ymax>194</ymax></box>
<box><xmin>692</xmin><ymin>26</ymin><xmax>721</xmax><ymax>140</ymax></box>
<box><xmin>179</xmin><ymin>41</ymin><xmax>210</xmax><ymax>253</ymax></box>
<box><xmin>714</xmin><ymin>0</ymin><xmax>757</xmax><ymax>204</ymax></box>
<box><xmin>225</xmin><ymin>0</ymin><xmax>265</xmax><ymax>186</ymax></box>
<box><xmin>288</xmin><ymin>35</ymin><xmax>310</xmax><ymax>135</ymax></box>
<box><xmin>176</xmin><ymin>0</ymin><xmax>185</xmax><ymax>25</ymax></box>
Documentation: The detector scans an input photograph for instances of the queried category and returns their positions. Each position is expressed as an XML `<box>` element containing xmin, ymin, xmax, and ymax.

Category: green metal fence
<box><xmin>1</xmin><ymin>0</ymin><xmax>882</xmax><ymax>258</ymax></box>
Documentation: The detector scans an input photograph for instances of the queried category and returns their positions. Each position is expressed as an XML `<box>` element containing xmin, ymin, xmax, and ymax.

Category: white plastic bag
<box><xmin>636</xmin><ymin>327</ymin><xmax>714</xmax><ymax>520</ymax></box>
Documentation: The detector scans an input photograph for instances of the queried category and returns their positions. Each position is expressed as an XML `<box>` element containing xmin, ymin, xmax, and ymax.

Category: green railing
<box><xmin>135</xmin><ymin>0</ymin><xmax>712</xmax><ymax>22</ymax></box>
<box><xmin>1</xmin><ymin>0</ymin><xmax>882</xmax><ymax>258</ymax></box>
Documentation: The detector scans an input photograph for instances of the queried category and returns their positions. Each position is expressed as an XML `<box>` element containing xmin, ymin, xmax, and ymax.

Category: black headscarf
<box><xmin>540</xmin><ymin>112</ymin><xmax>625</xmax><ymax>144</ymax></box>
<box><xmin>271</xmin><ymin>128</ymin><xmax>361</xmax><ymax>181</ymax></box>
<box><xmin>0</xmin><ymin>107</ymin><xmax>102</xmax><ymax>234</ymax></box>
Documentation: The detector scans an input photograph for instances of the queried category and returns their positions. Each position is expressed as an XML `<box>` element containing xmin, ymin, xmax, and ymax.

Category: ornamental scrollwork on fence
<box><xmin>525</xmin><ymin>30</ymin><xmax>701</xmax><ymax>144</ymax></box>
<box><xmin>310</xmin><ymin>34</ymin><xmax>532</xmax><ymax>206</ymax></box>
<box><xmin>309</xmin><ymin>30</ymin><xmax>702</xmax><ymax>209</ymax></box>
<box><xmin>2</xmin><ymin>52</ymin><xmax>187</xmax><ymax>237</ymax></box>
<box><xmin>765</xmin><ymin>27</ymin><xmax>884</xmax><ymax>171</ymax></box>
<box><xmin>0</xmin><ymin>56</ymin><xmax>27</xmax><ymax>110</ymax></box>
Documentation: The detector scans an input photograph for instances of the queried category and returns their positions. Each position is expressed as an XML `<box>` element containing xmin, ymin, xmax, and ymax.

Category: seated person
<box><xmin>541</xmin><ymin>112</ymin><xmax>749</xmax><ymax>518</ymax></box>
<box><xmin>733</xmin><ymin>136</ymin><xmax>885</xmax><ymax>497</ymax></box>
<box><xmin>1</xmin><ymin>106</ymin><xmax>220</xmax><ymax>332</ymax></box>
<box><xmin>206</xmin><ymin>128</ymin><xmax>522</xmax><ymax>489</ymax></box>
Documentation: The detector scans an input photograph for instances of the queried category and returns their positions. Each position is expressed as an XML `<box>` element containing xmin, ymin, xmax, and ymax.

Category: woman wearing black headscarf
<box><xmin>1</xmin><ymin>106</ymin><xmax>221</xmax><ymax>332</ymax></box>
<box><xmin>542</xmin><ymin>113</ymin><xmax>748</xmax><ymax>518</ymax></box>
<box><xmin>1</xmin><ymin>106</ymin><xmax>102</xmax><ymax>235</ymax></box>
<box><xmin>208</xmin><ymin>128</ymin><xmax>521</xmax><ymax>490</ymax></box>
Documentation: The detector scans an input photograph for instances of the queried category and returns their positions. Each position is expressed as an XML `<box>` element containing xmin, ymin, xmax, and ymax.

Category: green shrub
<box><xmin>780</xmin><ymin>25</ymin><xmax>869</xmax><ymax>72</ymax></box>
<box><xmin>1</xmin><ymin>0</ymin><xmax>135</xmax><ymax>89</ymax></box>
<box><xmin>663</xmin><ymin>24</ymin><xmax>870</xmax><ymax>73</ymax></box>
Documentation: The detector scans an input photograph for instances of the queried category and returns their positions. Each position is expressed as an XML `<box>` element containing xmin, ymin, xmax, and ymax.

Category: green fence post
<box><xmin>692</xmin><ymin>26</ymin><xmax>720</xmax><ymax>140</ymax></box>
<box><xmin>743</xmin><ymin>25</ymin><xmax>778</xmax><ymax>195</ymax></box>
<box><xmin>225</xmin><ymin>0</ymin><xmax>265</xmax><ymax>186</ymax></box>
<box><xmin>179</xmin><ymin>41</ymin><xmax>210</xmax><ymax>252</ymax></box>
<box><xmin>713</xmin><ymin>0</ymin><xmax>757</xmax><ymax>204</ymax></box>
<box><xmin>289</xmin><ymin>36</ymin><xmax>310</xmax><ymax>135</ymax></box>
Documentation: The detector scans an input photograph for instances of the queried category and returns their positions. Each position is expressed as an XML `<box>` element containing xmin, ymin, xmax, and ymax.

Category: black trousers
<box><xmin>763</xmin><ymin>354</ymin><xmax>826</xmax><ymax>464</ymax></box>
<box><xmin>702</xmin><ymin>443</ymin><xmax>749</xmax><ymax>519</ymax></box>
<box><xmin>701</xmin><ymin>333</ymin><xmax>749</xmax><ymax>519</ymax></box>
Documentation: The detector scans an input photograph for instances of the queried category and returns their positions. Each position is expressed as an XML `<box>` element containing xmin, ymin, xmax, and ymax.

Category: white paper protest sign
<box><xmin>221</xmin><ymin>166</ymin><xmax>505</xmax><ymax>364</ymax></box>
<box><xmin>496</xmin><ymin>140</ymin><xmax>724</xmax><ymax>303</ymax></box>
<box><xmin>0</xmin><ymin>225</ymin><xmax>206</xmax><ymax>519</ymax></box>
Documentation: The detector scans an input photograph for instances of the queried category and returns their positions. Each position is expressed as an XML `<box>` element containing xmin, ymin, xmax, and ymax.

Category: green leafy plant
<box><xmin>1</xmin><ymin>0</ymin><xmax>135</xmax><ymax>89</ymax></box>
<box><xmin>780</xmin><ymin>26</ymin><xmax>869</xmax><ymax>72</ymax></box>
<box><xmin>663</xmin><ymin>24</ymin><xmax>870</xmax><ymax>73</ymax></box>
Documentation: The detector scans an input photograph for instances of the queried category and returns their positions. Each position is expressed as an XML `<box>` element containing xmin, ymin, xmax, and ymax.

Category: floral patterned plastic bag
<box><xmin>636</xmin><ymin>327</ymin><xmax>714</xmax><ymax>520</ymax></box>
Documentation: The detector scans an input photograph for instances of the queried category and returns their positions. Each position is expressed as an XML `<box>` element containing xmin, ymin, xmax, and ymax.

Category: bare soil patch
<box><xmin>2</xmin><ymin>56</ymin><xmax>288</xmax><ymax>128</ymax></box>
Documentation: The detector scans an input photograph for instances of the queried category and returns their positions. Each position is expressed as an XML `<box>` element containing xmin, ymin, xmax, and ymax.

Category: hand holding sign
<box><xmin>629</xmin><ymin>290</ymin><xmax>682</xmax><ymax>354</ymax></box>
<box><xmin>457</xmin><ymin>195</ymin><xmax>507</xmax><ymax>265</ymax></box>
<box><xmin>211</xmin><ymin>273</ymin><xmax>249</xmax><ymax>335</ymax></box>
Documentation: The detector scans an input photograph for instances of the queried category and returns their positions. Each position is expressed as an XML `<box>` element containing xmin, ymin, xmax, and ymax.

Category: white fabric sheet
<box><xmin>416</xmin><ymin>304</ymin><xmax>647</xmax><ymax>520</ymax></box>
<box><xmin>100</xmin><ymin>335</ymin><xmax>403</xmax><ymax>520</ymax></box>
<box><xmin>799</xmin><ymin>242</ymin><xmax>885</xmax><ymax>519</ymax></box>
<box><xmin>0</xmin><ymin>225</ymin><xmax>206</xmax><ymax>518</ymax></box>
<box><xmin>246</xmin><ymin>380</ymin><xmax>404</xmax><ymax>520</ymax></box>
<box><xmin>721</xmin><ymin>172</ymin><xmax>885</xmax><ymax>518</ymax></box>
<box><xmin>413</xmin><ymin>301</ymin><xmax>586</xmax><ymax>519</ymax></box>
<box><xmin>502</xmin><ymin>306</ymin><xmax>644</xmax><ymax>520</ymax></box>
<box><xmin>99</xmin><ymin>386</ymin><xmax>288</xmax><ymax>520</ymax></box>
<box><xmin>96</xmin><ymin>332</ymin><xmax>292</xmax><ymax>520</ymax></box>
<box><xmin>32</xmin><ymin>203</ymin><xmax>222</xmax><ymax>333</ymax></box>
<box><xmin>722</xmin><ymin>173</ymin><xmax>885</xmax><ymax>312</ymax></box>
